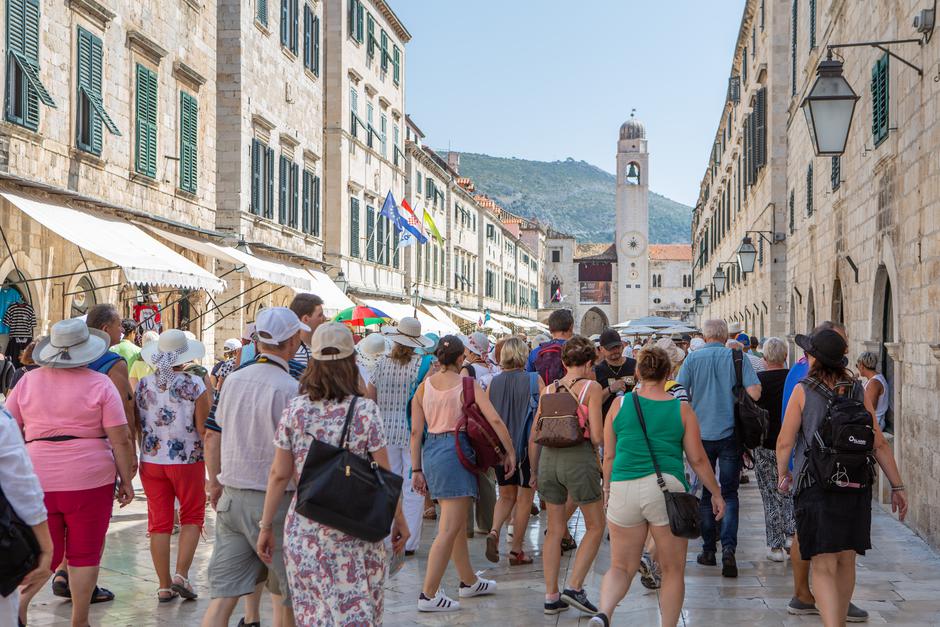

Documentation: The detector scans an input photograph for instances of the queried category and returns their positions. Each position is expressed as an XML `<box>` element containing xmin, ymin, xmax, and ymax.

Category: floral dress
<box><xmin>136</xmin><ymin>371</ymin><xmax>206</xmax><ymax>464</ymax></box>
<box><xmin>275</xmin><ymin>394</ymin><xmax>389</xmax><ymax>627</ymax></box>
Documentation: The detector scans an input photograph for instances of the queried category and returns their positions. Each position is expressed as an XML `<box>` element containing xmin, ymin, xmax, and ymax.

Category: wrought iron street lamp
<box><xmin>713</xmin><ymin>266</ymin><xmax>727</xmax><ymax>294</ymax></box>
<box><xmin>737</xmin><ymin>237</ymin><xmax>758</xmax><ymax>274</ymax></box>
<box><xmin>800</xmin><ymin>56</ymin><xmax>859</xmax><ymax>156</ymax></box>
<box><xmin>334</xmin><ymin>271</ymin><xmax>348</xmax><ymax>295</ymax></box>
<box><xmin>410</xmin><ymin>283</ymin><xmax>422</xmax><ymax>315</ymax></box>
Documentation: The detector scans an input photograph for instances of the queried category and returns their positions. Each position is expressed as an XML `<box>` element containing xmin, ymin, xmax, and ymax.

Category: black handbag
<box><xmin>632</xmin><ymin>393</ymin><xmax>702</xmax><ymax>539</ymax></box>
<box><xmin>294</xmin><ymin>396</ymin><xmax>403</xmax><ymax>542</ymax></box>
<box><xmin>731</xmin><ymin>350</ymin><xmax>769</xmax><ymax>450</ymax></box>
<box><xmin>0</xmin><ymin>485</ymin><xmax>40</xmax><ymax>597</ymax></box>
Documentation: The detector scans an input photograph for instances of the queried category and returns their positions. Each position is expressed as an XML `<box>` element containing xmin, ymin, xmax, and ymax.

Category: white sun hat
<box><xmin>34</xmin><ymin>319</ymin><xmax>110</xmax><ymax>368</ymax></box>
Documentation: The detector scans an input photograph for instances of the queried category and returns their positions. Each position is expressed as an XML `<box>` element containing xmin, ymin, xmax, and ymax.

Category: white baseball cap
<box><xmin>255</xmin><ymin>307</ymin><xmax>310</xmax><ymax>345</ymax></box>
<box><xmin>223</xmin><ymin>338</ymin><xmax>242</xmax><ymax>352</ymax></box>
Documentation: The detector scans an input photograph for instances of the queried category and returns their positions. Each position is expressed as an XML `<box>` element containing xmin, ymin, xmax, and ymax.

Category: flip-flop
<box><xmin>484</xmin><ymin>531</ymin><xmax>499</xmax><ymax>563</ymax></box>
<box><xmin>509</xmin><ymin>550</ymin><xmax>533</xmax><ymax>565</ymax></box>
<box><xmin>51</xmin><ymin>569</ymin><xmax>70</xmax><ymax>598</ymax></box>
<box><xmin>90</xmin><ymin>586</ymin><xmax>115</xmax><ymax>604</ymax></box>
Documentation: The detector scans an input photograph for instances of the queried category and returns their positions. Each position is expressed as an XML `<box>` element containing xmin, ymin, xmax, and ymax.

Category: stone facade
<box><xmin>0</xmin><ymin>0</ymin><xmax>221</xmax><ymax>350</ymax></box>
<box><xmin>322</xmin><ymin>0</ymin><xmax>408</xmax><ymax>299</ymax></box>
<box><xmin>697</xmin><ymin>0</ymin><xmax>940</xmax><ymax>546</ymax></box>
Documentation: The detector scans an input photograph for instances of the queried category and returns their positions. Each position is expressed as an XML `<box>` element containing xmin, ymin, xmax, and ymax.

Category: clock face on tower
<box><xmin>619</xmin><ymin>231</ymin><xmax>646</xmax><ymax>257</ymax></box>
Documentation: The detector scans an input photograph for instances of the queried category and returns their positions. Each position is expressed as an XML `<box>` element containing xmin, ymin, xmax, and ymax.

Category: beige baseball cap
<box><xmin>310</xmin><ymin>322</ymin><xmax>355</xmax><ymax>361</ymax></box>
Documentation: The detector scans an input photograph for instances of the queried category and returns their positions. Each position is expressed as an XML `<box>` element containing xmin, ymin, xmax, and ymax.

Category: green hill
<box><xmin>446</xmin><ymin>152</ymin><xmax>692</xmax><ymax>243</ymax></box>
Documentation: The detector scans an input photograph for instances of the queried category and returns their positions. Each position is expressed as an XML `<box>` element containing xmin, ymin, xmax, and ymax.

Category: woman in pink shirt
<box><xmin>6</xmin><ymin>319</ymin><xmax>136</xmax><ymax>627</ymax></box>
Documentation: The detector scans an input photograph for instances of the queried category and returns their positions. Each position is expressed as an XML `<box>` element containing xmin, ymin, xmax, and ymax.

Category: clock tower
<box><xmin>615</xmin><ymin>110</ymin><xmax>650</xmax><ymax>321</ymax></box>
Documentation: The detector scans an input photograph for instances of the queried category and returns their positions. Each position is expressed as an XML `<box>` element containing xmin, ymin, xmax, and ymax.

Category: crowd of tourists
<box><xmin>0</xmin><ymin>295</ymin><xmax>908</xmax><ymax>627</ymax></box>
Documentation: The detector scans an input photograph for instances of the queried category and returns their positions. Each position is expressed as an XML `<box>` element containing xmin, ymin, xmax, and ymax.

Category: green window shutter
<box><xmin>872</xmin><ymin>54</ymin><xmax>889</xmax><ymax>145</ymax></box>
<box><xmin>809</xmin><ymin>0</ymin><xmax>816</xmax><ymax>48</ymax></box>
<box><xmin>789</xmin><ymin>190</ymin><xmax>795</xmax><ymax>233</ymax></box>
<box><xmin>313</xmin><ymin>15</ymin><xmax>320</xmax><ymax>76</ymax></box>
<box><xmin>393</xmin><ymin>45</ymin><xmax>400</xmax><ymax>85</ymax></box>
<box><xmin>347</xmin><ymin>0</ymin><xmax>355</xmax><ymax>38</ymax></box>
<box><xmin>290</xmin><ymin>163</ymin><xmax>299</xmax><ymax>227</ymax></box>
<box><xmin>312</xmin><ymin>175</ymin><xmax>320</xmax><ymax>235</ymax></box>
<box><xmin>280</xmin><ymin>0</ymin><xmax>289</xmax><ymax>47</ymax></box>
<box><xmin>303</xmin><ymin>5</ymin><xmax>312</xmax><ymax>70</ymax></box>
<box><xmin>432</xmin><ymin>244</ymin><xmax>438</xmax><ymax>284</ymax></box>
<box><xmin>179</xmin><ymin>91</ymin><xmax>198</xmax><ymax>193</ymax></box>
<box><xmin>356</xmin><ymin>1</ymin><xmax>364</xmax><ymax>43</ymax></box>
<box><xmin>134</xmin><ymin>64</ymin><xmax>158</xmax><ymax>177</ymax></box>
<box><xmin>278</xmin><ymin>155</ymin><xmax>288</xmax><ymax>224</ymax></box>
<box><xmin>790</xmin><ymin>0</ymin><xmax>798</xmax><ymax>96</ymax></box>
<box><xmin>302</xmin><ymin>170</ymin><xmax>310</xmax><ymax>233</ymax></box>
<box><xmin>366</xmin><ymin>204</ymin><xmax>375</xmax><ymax>261</ymax></box>
<box><xmin>806</xmin><ymin>163</ymin><xmax>813</xmax><ymax>216</ymax></box>
<box><xmin>380</xmin><ymin>30</ymin><xmax>388</xmax><ymax>72</ymax></box>
<box><xmin>350</xmin><ymin>197</ymin><xmax>360</xmax><ymax>257</ymax></box>
<box><xmin>7</xmin><ymin>0</ymin><xmax>55</xmax><ymax>128</ymax></box>
<box><xmin>8</xmin><ymin>0</ymin><xmax>26</xmax><ymax>54</ymax></box>
<box><xmin>376</xmin><ymin>213</ymin><xmax>385</xmax><ymax>263</ymax></box>
<box><xmin>250</xmin><ymin>139</ymin><xmax>262</xmax><ymax>214</ymax></box>
<box><xmin>367</xmin><ymin>14</ymin><xmax>375</xmax><ymax>59</ymax></box>
<box><xmin>257</xmin><ymin>0</ymin><xmax>267</xmax><ymax>25</ymax></box>
<box><xmin>264</xmin><ymin>146</ymin><xmax>275</xmax><ymax>218</ymax></box>
<box><xmin>291</xmin><ymin>0</ymin><xmax>299</xmax><ymax>54</ymax></box>
<box><xmin>755</xmin><ymin>87</ymin><xmax>766</xmax><ymax>169</ymax></box>
<box><xmin>831</xmin><ymin>156</ymin><xmax>841</xmax><ymax>191</ymax></box>
<box><xmin>393</xmin><ymin>223</ymin><xmax>400</xmax><ymax>268</ymax></box>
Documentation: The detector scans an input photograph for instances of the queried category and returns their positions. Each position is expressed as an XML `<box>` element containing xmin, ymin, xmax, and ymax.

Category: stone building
<box><xmin>692</xmin><ymin>0</ymin><xmax>791</xmax><ymax>340</ymax></box>
<box><xmin>0</xmin><ymin>0</ymin><xmax>227</xmax><ymax>354</ymax></box>
<box><xmin>322</xmin><ymin>0</ymin><xmax>409</xmax><ymax>301</ymax></box>
<box><xmin>696</xmin><ymin>0</ymin><xmax>940</xmax><ymax>546</ymax></box>
<box><xmin>541</xmin><ymin>116</ymin><xmax>694</xmax><ymax>335</ymax></box>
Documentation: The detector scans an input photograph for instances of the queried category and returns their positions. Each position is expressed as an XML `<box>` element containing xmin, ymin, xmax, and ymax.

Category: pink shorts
<box><xmin>45</xmin><ymin>483</ymin><xmax>114</xmax><ymax>569</ymax></box>
<box><xmin>140</xmin><ymin>461</ymin><xmax>206</xmax><ymax>533</ymax></box>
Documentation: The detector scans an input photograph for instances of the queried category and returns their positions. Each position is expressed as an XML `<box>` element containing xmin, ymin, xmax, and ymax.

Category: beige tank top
<box><xmin>422</xmin><ymin>376</ymin><xmax>464</xmax><ymax>434</ymax></box>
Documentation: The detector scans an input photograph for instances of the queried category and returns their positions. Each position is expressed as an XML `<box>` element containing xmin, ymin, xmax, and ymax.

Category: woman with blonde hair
<box><xmin>485</xmin><ymin>337</ymin><xmax>543</xmax><ymax>565</ymax></box>
<box><xmin>593</xmin><ymin>346</ymin><xmax>724</xmax><ymax>627</ymax></box>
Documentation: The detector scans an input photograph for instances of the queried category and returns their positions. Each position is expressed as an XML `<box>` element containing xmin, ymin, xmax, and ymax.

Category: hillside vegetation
<box><xmin>447</xmin><ymin>152</ymin><xmax>692</xmax><ymax>243</ymax></box>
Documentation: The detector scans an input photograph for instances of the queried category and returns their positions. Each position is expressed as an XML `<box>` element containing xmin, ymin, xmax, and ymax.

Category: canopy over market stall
<box><xmin>3</xmin><ymin>192</ymin><xmax>226</xmax><ymax>294</ymax></box>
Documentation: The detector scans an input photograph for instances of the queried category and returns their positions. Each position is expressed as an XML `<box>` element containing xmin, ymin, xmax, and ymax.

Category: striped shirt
<box><xmin>2</xmin><ymin>302</ymin><xmax>36</xmax><ymax>340</ymax></box>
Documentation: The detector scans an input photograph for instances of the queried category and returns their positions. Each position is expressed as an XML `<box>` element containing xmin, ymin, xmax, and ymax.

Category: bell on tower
<box><xmin>626</xmin><ymin>162</ymin><xmax>640</xmax><ymax>185</ymax></box>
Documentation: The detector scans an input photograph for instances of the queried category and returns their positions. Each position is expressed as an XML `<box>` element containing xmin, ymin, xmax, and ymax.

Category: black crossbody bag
<box><xmin>0</xmin><ymin>485</ymin><xmax>40</xmax><ymax>597</ymax></box>
<box><xmin>632</xmin><ymin>392</ymin><xmax>702</xmax><ymax>539</ymax></box>
<box><xmin>294</xmin><ymin>396</ymin><xmax>403</xmax><ymax>542</ymax></box>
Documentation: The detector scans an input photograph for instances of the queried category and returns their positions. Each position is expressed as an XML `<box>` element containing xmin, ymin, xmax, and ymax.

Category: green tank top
<box><xmin>611</xmin><ymin>392</ymin><xmax>689</xmax><ymax>489</ymax></box>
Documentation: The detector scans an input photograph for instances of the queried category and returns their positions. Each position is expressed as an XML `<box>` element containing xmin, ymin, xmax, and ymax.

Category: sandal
<box><xmin>51</xmin><ymin>569</ymin><xmax>70</xmax><ymax>598</ymax></box>
<box><xmin>171</xmin><ymin>573</ymin><xmax>198</xmax><ymax>600</ymax></box>
<box><xmin>560</xmin><ymin>535</ymin><xmax>578</xmax><ymax>553</ymax></box>
<box><xmin>509</xmin><ymin>550</ymin><xmax>533</xmax><ymax>565</ymax></box>
<box><xmin>157</xmin><ymin>588</ymin><xmax>178</xmax><ymax>603</ymax></box>
<box><xmin>423</xmin><ymin>506</ymin><xmax>437</xmax><ymax>520</ymax></box>
<box><xmin>484</xmin><ymin>531</ymin><xmax>499</xmax><ymax>563</ymax></box>
<box><xmin>90</xmin><ymin>586</ymin><xmax>115</xmax><ymax>604</ymax></box>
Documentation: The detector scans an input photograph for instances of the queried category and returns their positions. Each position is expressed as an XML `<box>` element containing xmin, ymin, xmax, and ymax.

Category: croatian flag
<box><xmin>399</xmin><ymin>198</ymin><xmax>428</xmax><ymax>244</ymax></box>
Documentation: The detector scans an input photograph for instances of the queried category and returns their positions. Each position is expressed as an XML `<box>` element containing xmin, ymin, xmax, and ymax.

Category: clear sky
<box><xmin>391</xmin><ymin>0</ymin><xmax>746</xmax><ymax>207</ymax></box>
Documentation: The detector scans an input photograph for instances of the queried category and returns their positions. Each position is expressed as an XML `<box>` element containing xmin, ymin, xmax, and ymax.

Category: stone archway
<box><xmin>580</xmin><ymin>307</ymin><xmax>608</xmax><ymax>337</ymax></box>
<box><xmin>871</xmin><ymin>265</ymin><xmax>895</xmax><ymax>432</ymax></box>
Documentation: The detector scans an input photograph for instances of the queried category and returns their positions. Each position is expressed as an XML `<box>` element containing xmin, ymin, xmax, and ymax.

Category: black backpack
<box><xmin>534</xmin><ymin>342</ymin><xmax>566</xmax><ymax>386</ymax></box>
<box><xmin>802</xmin><ymin>377</ymin><xmax>876</xmax><ymax>493</ymax></box>
<box><xmin>731</xmin><ymin>349</ymin><xmax>769</xmax><ymax>450</ymax></box>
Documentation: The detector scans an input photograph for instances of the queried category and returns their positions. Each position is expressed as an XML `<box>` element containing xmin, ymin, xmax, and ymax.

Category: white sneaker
<box><xmin>458</xmin><ymin>573</ymin><xmax>497</xmax><ymax>598</ymax></box>
<box><xmin>767</xmin><ymin>548</ymin><xmax>786</xmax><ymax>562</ymax></box>
<box><xmin>418</xmin><ymin>589</ymin><xmax>460</xmax><ymax>612</ymax></box>
<box><xmin>507</xmin><ymin>524</ymin><xmax>514</xmax><ymax>537</ymax></box>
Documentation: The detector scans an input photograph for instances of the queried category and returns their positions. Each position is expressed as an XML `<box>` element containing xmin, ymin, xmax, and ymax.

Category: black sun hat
<box><xmin>794</xmin><ymin>329</ymin><xmax>847</xmax><ymax>368</ymax></box>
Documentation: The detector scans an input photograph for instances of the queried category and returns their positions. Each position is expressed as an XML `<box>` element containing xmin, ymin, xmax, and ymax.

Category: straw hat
<box><xmin>381</xmin><ymin>317</ymin><xmax>434</xmax><ymax>349</ymax></box>
<box><xmin>656</xmin><ymin>337</ymin><xmax>687</xmax><ymax>367</ymax></box>
<box><xmin>141</xmin><ymin>329</ymin><xmax>206</xmax><ymax>368</ymax></box>
<box><xmin>34</xmin><ymin>319</ymin><xmax>110</xmax><ymax>368</ymax></box>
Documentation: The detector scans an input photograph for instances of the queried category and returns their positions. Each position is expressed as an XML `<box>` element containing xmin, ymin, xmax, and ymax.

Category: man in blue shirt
<box><xmin>677</xmin><ymin>318</ymin><xmax>761</xmax><ymax>578</ymax></box>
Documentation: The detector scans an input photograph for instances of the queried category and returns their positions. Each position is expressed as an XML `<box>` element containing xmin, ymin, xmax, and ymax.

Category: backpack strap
<box><xmin>576</xmin><ymin>380</ymin><xmax>592</xmax><ymax>405</ymax></box>
<box><xmin>731</xmin><ymin>349</ymin><xmax>744</xmax><ymax>391</ymax></box>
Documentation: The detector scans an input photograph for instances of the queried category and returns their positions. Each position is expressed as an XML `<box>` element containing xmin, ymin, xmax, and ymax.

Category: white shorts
<box><xmin>606</xmin><ymin>473</ymin><xmax>687</xmax><ymax>528</ymax></box>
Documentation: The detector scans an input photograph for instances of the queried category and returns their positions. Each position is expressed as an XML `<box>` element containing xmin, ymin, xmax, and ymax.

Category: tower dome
<box><xmin>620</xmin><ymin>110</ymin><xmax>645</xmax><ymax>140</ymax></box>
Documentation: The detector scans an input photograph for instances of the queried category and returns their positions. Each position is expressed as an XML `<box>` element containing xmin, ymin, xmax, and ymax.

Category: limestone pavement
<box><xmin>24</xmin><ymin>477</ymin><xmax>940</xmax><ymax>626</ymax></box>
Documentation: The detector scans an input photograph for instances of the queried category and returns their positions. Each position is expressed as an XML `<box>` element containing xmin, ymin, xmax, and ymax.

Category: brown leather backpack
<box><xmin>533</xmin><ymin>380</ymin><xmax>590</xmax><ymax>448</ymax></box>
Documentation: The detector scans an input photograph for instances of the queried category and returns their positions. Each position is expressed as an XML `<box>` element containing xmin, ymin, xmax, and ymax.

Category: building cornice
<box><xmin>372</xmin><ymin>0</ymin><xmax>411</xmax><ymax>43</ymax></box>
<box><xmin>67</xmin><ymin>0</ymin><xmax>115</xmax><ymax>30</ymax></box>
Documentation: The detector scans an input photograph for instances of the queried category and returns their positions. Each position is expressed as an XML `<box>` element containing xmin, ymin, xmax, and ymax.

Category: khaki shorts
<box><xmin>607</xmin><ymin>473</ymin><xmax>687</xmax><ymax>528</ymax></box>
<box><xmin>537</xmin><ymin>442</ymin><xmax>602</xmax><ymax>506</ymax></box>
<box><xmin>208</xmin><ymin>487</ymin><xmax>292</xmax><ymax>600</ymax></box>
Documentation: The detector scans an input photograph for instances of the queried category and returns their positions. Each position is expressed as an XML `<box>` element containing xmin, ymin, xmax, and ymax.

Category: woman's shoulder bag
<box><xmin>0</xmin><ymin>485</ymin><xmax>40</xmax><ymax>597</ymax></box>
<box><xmin>454</xmin><ymin>377</ymin><xmax>506</xmax><ymax>474</ymax></box>
<box><xmin>294</xmin><ymin>396</ymin><xmax>403</xmax><ymax>542</ymax></box>
<box><xmin>632</xmin><ymin>392</ymin><xmax>701</xmax><ymax>539</ymax></box>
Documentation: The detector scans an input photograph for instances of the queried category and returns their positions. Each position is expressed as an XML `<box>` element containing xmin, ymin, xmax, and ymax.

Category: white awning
<box><xmin>146</xmin><ymin>226</ymin><xmax>354</xmax><ymax>315</ymax></box>
<box><xmin>146</xmin><ymin>227</ymin><xmax>313</xmax><ymax>290</ymax></box>
<box><xmin>421</xmin><ymin>304</ymin><xmax>461</xmax><ymax>335</ymax></box>
<box><xmin>482</xmin><ymin>319</ymin><xmax>512</xmax><ymax>334</ymax></box>
<box><xmin>4</xmin><ymin>192</ymin><xmax>225</xmax><ymax>293</ymax></box>
<box><xmin>309</xmin><ymin>270</ymin><xmax>355</xmax><ymax>316</ymax></box>
<box><xmin>440</xmin><ymin>305</ymin><xmax>480</xmax><ymax>324</ymax></box>
<box><xmin>489</xmin><ymin>312</ymin><xmax>518</xmax><ymax>324</ymax></box>
<box><xmin>510</xmin><ymin>316</ymin><xmax>547</xmax><ymax>331</ymax></box>
<box><xmin>361</xmin><ymin>298</ymin><xmax>450</xmax><ymax>336</ymax></box>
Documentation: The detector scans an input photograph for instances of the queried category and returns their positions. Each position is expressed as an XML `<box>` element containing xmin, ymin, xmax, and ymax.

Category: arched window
<box><xmin>71</xmin><ymin>276</ymin><xmax>97</xmax><ymax>317</ymax></box>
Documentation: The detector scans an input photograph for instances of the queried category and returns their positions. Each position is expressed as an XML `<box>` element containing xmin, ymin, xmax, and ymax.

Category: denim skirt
<box><xmin>422</xmin><ymin>432</ymin><xmax>479</xmax><ymax>500</ymax></box>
